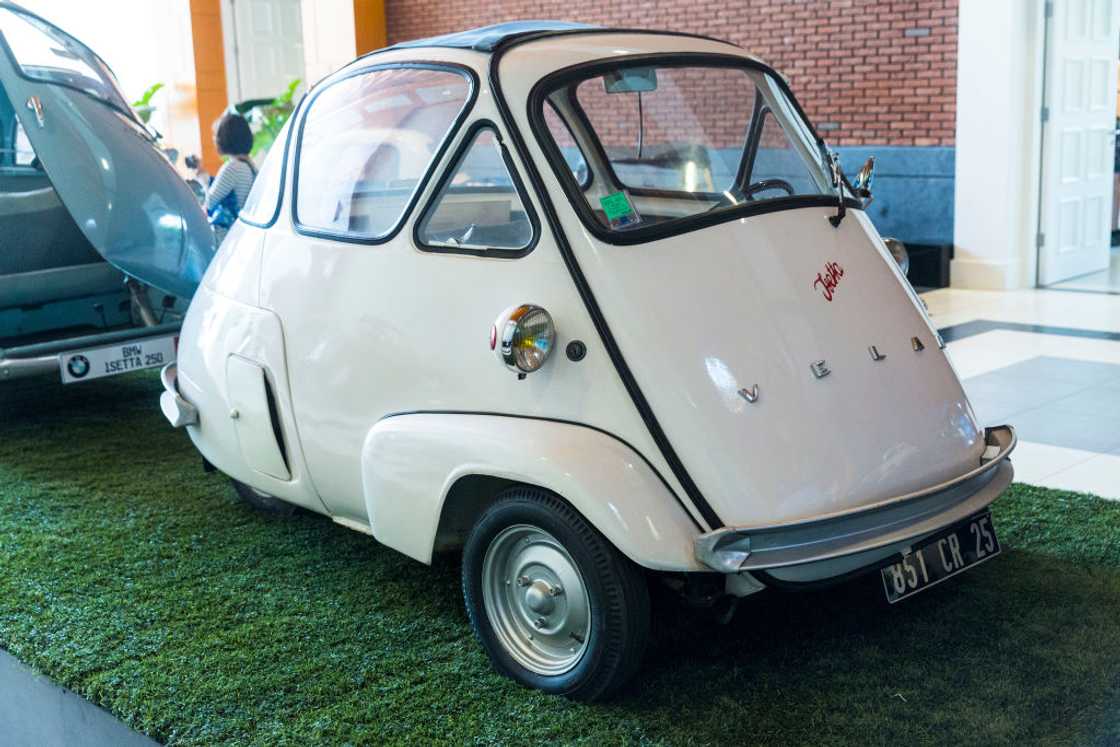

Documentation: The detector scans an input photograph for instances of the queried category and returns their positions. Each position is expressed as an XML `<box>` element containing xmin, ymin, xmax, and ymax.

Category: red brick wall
<box><xmin>385</xmin><ymin>0</ymin><xmax>958</xmax><ymax>147</ymax></box>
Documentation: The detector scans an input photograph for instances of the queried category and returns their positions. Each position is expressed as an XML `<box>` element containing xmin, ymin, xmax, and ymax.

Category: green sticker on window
<box><xmin>599</xmin><ymin>191</ymin><xmax>634</xmax><ymax>221</ymax></box>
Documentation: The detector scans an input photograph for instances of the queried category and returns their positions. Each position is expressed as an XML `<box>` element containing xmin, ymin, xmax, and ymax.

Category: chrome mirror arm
<box><xmin>827</xmin><ymin>151</ymin><xmax>846</xmax><ymax>228</ymax></box>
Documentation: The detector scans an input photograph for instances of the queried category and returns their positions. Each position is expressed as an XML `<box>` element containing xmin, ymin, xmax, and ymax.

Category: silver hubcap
<box><xmin>481</xmin><ymin>524</ymin><xmax>591</xmax><ymax>676</ymax></box>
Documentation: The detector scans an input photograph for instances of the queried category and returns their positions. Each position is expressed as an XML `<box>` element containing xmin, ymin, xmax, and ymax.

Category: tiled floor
<box><xmin>923</xmin><ymin>287</ymin><xmax>1120</xmax><ymax>499</ymax></box>
<box><xmin>1048</xmin><ymin>246</ymin><xmax>1120</xmax><ymax>294</ymax></box>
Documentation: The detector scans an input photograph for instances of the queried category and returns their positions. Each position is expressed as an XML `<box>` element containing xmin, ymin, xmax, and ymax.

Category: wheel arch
<box><xmin>359</xmin><ymin>413</ymin><xmax>704</xmax><ymax>571</ymax></box>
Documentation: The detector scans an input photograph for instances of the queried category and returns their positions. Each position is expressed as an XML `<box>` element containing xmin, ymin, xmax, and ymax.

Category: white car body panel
<box><xmin>360</xmin><ymin>413</ymin><xmax>702</xmax><ymax>570</ymax></box>
<box><xmin>164</xmin><ymin>28</ymin><xmax>1013</xmax><ymax>583</ymax></box>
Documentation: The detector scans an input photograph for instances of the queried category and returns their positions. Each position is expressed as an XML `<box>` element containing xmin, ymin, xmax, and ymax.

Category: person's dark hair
<box><xmin>213</xmin><ymin>112</ymin><xmax>253</xmax><ymax>157</ymax></box>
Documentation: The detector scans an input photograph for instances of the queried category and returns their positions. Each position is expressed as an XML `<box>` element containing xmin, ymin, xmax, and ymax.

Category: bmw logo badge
<box><xmin>67</xmin><ymin>355</ymin><xmax>91</xmax><ymax>379</ymax></box>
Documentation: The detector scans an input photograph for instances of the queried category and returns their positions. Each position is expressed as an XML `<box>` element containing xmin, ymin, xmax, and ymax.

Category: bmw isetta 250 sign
<box><xmin>161</xmin><ymin>22</ymin><xmax>1016</xmax><ymax>700</ymax></box>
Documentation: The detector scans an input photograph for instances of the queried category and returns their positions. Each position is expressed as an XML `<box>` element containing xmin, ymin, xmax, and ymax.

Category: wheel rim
<box><xmin>481</xmin><ymin>523</ymin><xmax>591</xmax><ymax>676</ymax></box>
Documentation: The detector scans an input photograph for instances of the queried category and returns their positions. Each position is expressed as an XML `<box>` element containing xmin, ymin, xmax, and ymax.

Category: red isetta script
<box><xmin>813</xmin><ymin>261</ymin><xmax>845</xmax><ymax>302</ymax></box>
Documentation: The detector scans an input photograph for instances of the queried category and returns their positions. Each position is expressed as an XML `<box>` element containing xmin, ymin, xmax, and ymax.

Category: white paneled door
<box><xmin>1039</xmin><ymin>0</ymin><xmax>1120</xmax><ymax>285</ymax></box>
<box><xmin>229</xmin><ymin>0</ymin><xmax>304</xmax><ymax>102</ymax></box>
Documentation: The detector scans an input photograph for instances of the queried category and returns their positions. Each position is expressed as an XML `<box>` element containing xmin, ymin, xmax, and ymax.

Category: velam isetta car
<box><xmin>161</xmin><ymin>22</ymin><xmax>1016</xmax><ymax>700</ymax></box>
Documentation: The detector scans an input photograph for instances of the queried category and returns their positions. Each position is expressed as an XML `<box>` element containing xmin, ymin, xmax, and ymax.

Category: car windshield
<box><xmin>0</xmin><ymin>7</ymin><xmax>136</xmax><ymax>122</ymax></box>
<box><xmin>537</xmin><ymin>60</ymin><xmax>841</xmax><ymax>235</ymax></box>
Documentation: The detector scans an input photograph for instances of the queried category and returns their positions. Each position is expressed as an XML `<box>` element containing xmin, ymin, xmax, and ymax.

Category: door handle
<box><xmin>26</xmin><ymin>96</ymin><xmax>44</xmax><ymax>128</ymax></box>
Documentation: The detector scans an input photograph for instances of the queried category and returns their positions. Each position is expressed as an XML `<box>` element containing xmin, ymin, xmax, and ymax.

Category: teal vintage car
<box><xmin>0</xmin><ymin>2</ymin><xmax>214</xmax><ymax>384</ymax></box>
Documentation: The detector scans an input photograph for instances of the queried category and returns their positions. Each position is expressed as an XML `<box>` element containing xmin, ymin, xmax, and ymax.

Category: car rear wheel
<box><xmin>230</xmin><ymin>478</ymin><xmax>295</xmax><ymax>516</ymax></box>
<box><xmin>462</xmin><ymin>487</ymin><xmax>649</xmax><ymax>701</ymax></box>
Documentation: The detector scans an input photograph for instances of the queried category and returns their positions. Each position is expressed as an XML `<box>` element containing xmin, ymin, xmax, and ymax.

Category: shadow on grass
<box><xmin>0</xmin><ymin>373</ymin><xmax>1118</xmax><ymax>744</ymax></box>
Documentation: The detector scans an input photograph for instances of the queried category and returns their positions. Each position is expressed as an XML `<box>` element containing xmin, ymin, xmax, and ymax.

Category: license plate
<box><xmin>881</xmin><ymin>511</ymin><xmax>1000</xmax><ymax>603</ymax></box>
<box><xmin>58</xmin><ymin>335</ymin><xmax>177</xmax><ymax>384</ymax></box>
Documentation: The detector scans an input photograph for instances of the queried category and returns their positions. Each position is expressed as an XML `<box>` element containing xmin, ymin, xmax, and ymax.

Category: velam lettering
<box><xmin>813</xmin><ymin>261</ymin><xmax>844</xmax><ymax>302</ymax></box>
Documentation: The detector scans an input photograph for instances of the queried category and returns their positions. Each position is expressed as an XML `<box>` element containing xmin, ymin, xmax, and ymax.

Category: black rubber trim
<box><xmin>261</xmin><ymin>371</ymin><xmax>290</xmax><ymax>472</ymax></box>
<box><xmin>238</xmin><ymin>92</ymin><xmax>306</xmax><ymax>229</ymax></box>
<box><xmin>377</xmin><ymin>409</ymin><xmax>704</xmax><ymax>532</ymax></box>
<box><xmin>412</xmin><ymin>119</ymin><xmax>541</xmax><ymax>258</ymax></box>
<box><xmin>488</xmin><ymin>38</ymin><xmax>723</xmax><ymax>531</ymax></box>
<box><xmin>289</xmin><ymin>62</ymin><xmax>478</xmax><ymax>245</ymax></box>
<box><xmin>526</xmin><ymin>52</ymin><xmax>862</xmax><ymax>246</ymax></box>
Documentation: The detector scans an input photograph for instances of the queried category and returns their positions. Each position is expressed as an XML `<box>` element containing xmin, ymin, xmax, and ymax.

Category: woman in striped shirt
<box><xmin>205</xmin><ymin>113</ymin><xmax>257</xmax><ymax>242</ymax></box>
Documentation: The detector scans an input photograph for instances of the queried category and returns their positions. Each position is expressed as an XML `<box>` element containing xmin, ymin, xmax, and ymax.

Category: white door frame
<box><xmin>1036</xmin><ymin>0</ymin><xmax>1120</xmax><ymax>286</ymax></box>
<box><xmin>952</xmin><ymin>0</ymin><xmax>1048</xmax><ymax>290</ymax></box>
<box><xmin>219</xmin><ymin>0</ymin><xmax>244</xmax><ymax>105</ymax></box>
<box><xmin>218</xmin><ymin>0</ymin><xmax>307</xmax><ymax>106</ymax></box>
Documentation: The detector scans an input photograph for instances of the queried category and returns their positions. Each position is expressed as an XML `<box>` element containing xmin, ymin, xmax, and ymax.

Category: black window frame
<box><xmin>290</xmin><ymin>61</ymin><xmax>478</xmax><ymax>245</ymax></box>
<box><xmin>413</xmin><ymin>118</ymin><xmax>540</xmax><ymax>258</ymax></box>
<box><xmin>527</xmin><ymin>52</ymin><xmax>861</xmax><ymax>247</ymax></box>
<box><xmin>238</xmin><ymin>93</ymin><xmax>305</xmax><ymax>229</ymax></box>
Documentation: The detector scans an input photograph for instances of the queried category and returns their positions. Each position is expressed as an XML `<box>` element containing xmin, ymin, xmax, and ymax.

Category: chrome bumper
<box><xmin>159</xmin><ymin>362</ymin><xmax>198</xmax><ymax>428</ymax></box>
<box><xmin>0</xmin><ymin>354</ymin><xmax>57</xmax><ymax>381</ymax></box>
<box><xmin>695</xmin><ymin>425</ymin><xmax>1017</xmax><ymax>573</ymax></box>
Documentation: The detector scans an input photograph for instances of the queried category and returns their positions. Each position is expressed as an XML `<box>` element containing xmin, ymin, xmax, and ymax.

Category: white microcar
<box><xmin>161</xmin><ymin>22</ymin><xmax>1016</xmax><ymax>700</ymax></box>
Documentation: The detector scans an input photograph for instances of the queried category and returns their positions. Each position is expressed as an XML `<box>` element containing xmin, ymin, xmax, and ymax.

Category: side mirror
<box><xmin>853</xmin><ymin>156</ymin><xmax>875</xmax><ymax>205</ymax></box>
<box><xmin>883</xmin><ymin>237</ymin><xmax>910</xmax><ymax>277</ymax></box>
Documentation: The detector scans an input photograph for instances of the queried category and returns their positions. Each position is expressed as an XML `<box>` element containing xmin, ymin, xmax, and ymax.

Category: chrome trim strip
<box><xmin>695</xmin><ymin>425</ymin><xmax>1016</xmax><ymax>573</ymax></box>
<box><xmin>0</xmin><ymin>353</ymin><xmax>57</xmax><ymax>381</ymax></box>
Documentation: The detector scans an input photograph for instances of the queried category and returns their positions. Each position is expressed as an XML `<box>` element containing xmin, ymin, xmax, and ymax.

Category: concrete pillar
<box><xmin>354</xmin><ymin>0</ymin><xmax>388</xmax><ymax>55</ymax></box>
<box><xmin>189</xmin><ymin>0</ymin><xmax>230</xmax><ymax>175</ymax></box>
<box><xmin>952</xmin><ymin>0</ymin><xmax>1047</xmax><ymax>288</ymax></box>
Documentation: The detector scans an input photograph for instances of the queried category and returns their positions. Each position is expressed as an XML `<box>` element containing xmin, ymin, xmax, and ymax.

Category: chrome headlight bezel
<box><xmin>495</xmin><ymin>304</ymin><xmax>556</xmax><ymax>374</ymax></box>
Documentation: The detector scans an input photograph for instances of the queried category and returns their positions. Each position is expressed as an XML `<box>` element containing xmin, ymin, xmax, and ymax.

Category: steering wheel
<box><xmin>743</xmin><ymin>178</ymin><xmax>795</xmax><ymax>198</ymax></box>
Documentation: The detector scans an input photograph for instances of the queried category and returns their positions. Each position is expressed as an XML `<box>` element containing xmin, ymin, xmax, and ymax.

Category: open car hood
<box><xmin>0</xmin><ymin>4</ymin><xmax>215</xmax><ymax>299</ymax></box>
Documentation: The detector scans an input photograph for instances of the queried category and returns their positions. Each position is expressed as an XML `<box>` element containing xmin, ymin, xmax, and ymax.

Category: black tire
<box><xmin>462</xmin><ymin>486</ymin><xmax>650</xmax><ymax>701</ymax></box>
<box><xmin>231</xmin><ymin>478</ymin><xmax>296</xmax><ymax>516</ymax></box>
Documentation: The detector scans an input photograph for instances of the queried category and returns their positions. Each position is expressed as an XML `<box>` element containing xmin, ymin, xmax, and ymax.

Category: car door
<box><xmin>257</xmin><ymin>61</ymin><xmax>661</xmax><ymax>527</ymax></box>
<box><xmin>0</xmin><ymin>4</ymin><xmax>214</xmax><ymax>299</ymax></box>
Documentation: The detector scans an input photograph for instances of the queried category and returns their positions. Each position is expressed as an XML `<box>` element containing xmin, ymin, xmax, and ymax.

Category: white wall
<box><xmin>953</xmin><ymin>0</ymin><xmax>1047</xmax><ymax>289</ymax></box>
<box><xmin>300</xmin><ymin>0</ymin><xmax>357</xmax><ymax>88</ymax></box>
<box><xmin>18</xmin><ymin>0</ymin><xmax>202</xmax><ymax>172</ymax></box>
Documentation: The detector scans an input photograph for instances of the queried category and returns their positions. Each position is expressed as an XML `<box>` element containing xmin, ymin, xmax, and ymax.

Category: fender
<box><xmin>175</xmin><ymin>284</ymin><xmax>326</xmax><ymax>513</ymax></box>
<box><xmin>359</xmin><ymin>413</ymin><xmax>705</xmax><ymax>571</ymax></box>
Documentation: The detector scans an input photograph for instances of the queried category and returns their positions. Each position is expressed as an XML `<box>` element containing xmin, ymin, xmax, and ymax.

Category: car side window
<box><xmin>542</xmin><ymin>102</ymin><xmax>590</xmax><ymax>189</ymax></box>
<box><xmin>239</xmin><ymin>118</ymin><xmax>291</xmax><ymax>227</ymax></box>
<box><xmin>294</xmin><ymin>66</ymin><xmax>473</xmax><ymax>240</ymax></box>
<box><xmin>416</xmin><ymin>125</ymin><xmax>535</xmax><ymax>253</ymax></box>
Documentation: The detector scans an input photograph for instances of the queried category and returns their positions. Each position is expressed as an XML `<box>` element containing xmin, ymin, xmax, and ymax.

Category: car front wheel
<box><xmin>462</xmin><ymin>487</ymin><xmax>649</xmax><ymax>701</ymax></box>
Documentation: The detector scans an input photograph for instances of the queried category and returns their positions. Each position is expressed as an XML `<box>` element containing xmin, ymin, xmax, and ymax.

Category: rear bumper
<box><xmin>159</xmin><ymin>362</ymin><xmax>198</xmax><ymax>428</ymax></box>
<box><xmin>694</xmin><ymin>425</ymin><xmax>1016</xmax><ymax>574</ymax></box>
<box><xmin>0</xmin><ymin>322</ymin><xmax>181</xmax><ymax>382</ymax></box>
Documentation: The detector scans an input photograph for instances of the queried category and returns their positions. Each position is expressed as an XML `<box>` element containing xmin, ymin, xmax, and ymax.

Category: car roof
<box><xmin>381</xmin><ymin>20</ymin><xmax>731</xmax><ymax>55</ymax></box>
<box><xmin>383</xmin><ymin>21</ymin><xmax>599</xmax><ymax>53</ymax></box>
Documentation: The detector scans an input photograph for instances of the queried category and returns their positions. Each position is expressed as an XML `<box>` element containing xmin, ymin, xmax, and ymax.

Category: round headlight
<box><xmin>884</xmin><ymin>237</ymin><xmax>910</xmax><ymax>276</ymax></box>
<box><xmin>497</xmin><ymin>304</ymin><xmax>555</xmax><ymax>374</ymax></box>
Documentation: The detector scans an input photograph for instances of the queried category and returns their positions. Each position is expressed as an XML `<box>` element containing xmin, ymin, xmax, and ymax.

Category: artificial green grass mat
<box><xmin>1</xmin><ymin>372</ymin><xmax>1118</xmax><ymax>745</ymax></box>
